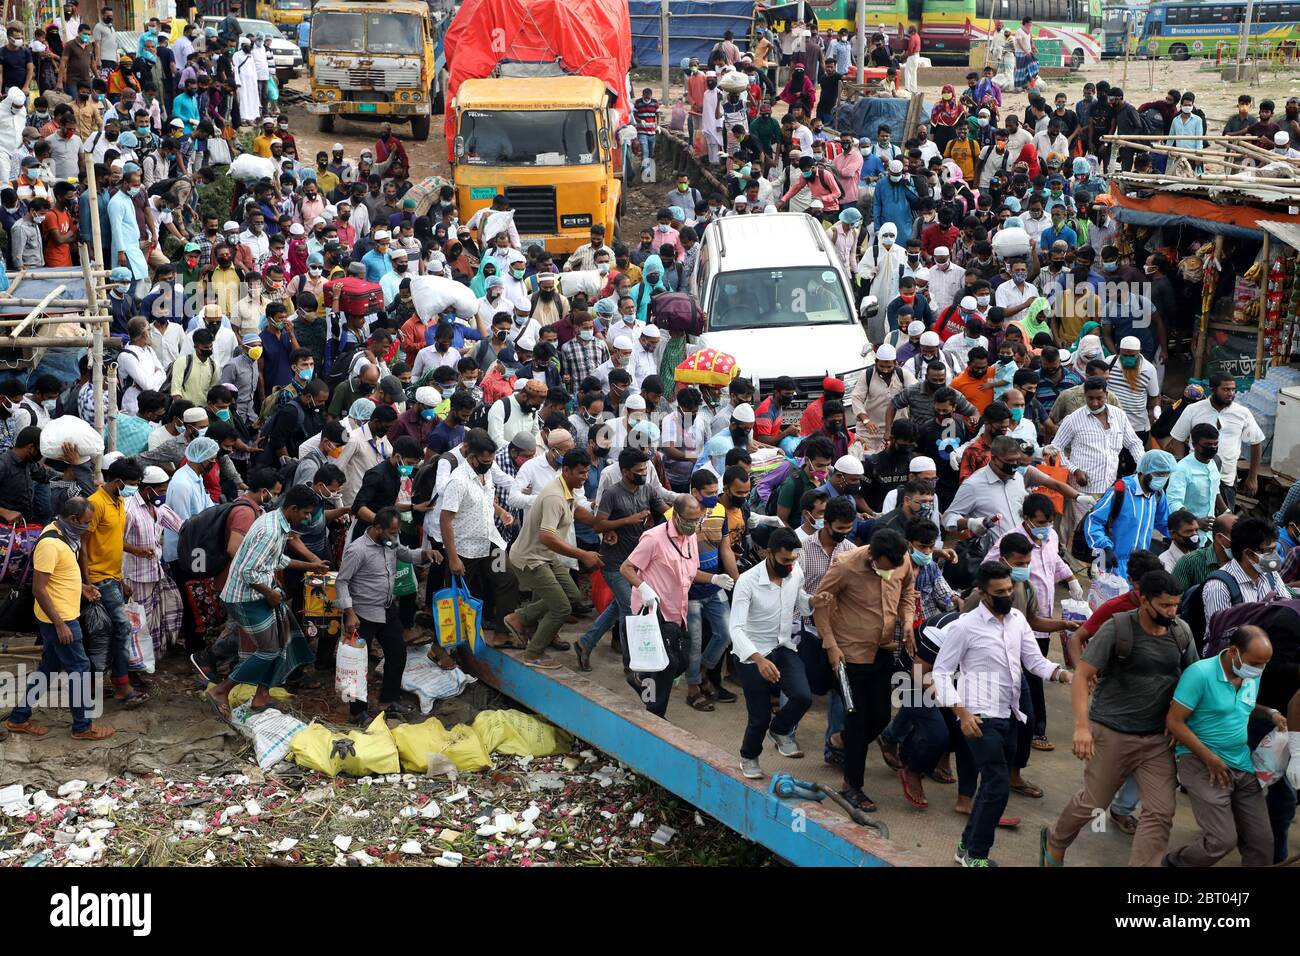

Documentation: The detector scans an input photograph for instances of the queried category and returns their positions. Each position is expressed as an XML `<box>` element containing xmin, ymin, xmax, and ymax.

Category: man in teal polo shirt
<box><xmin>1165</xmin><ymin>625</ymin><xmax>1286</xmax><ymax>867</ymax></box>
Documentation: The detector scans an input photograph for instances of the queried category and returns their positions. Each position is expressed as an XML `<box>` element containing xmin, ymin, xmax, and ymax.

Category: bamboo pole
<box><xmin>1258</xmin><ymin>231</ymin><xmax>1271</xmax><ymax>378</ymax></box>
<box><xmin>0</xmin><ymin>335</ymin><xmax>99</xmax><ymax>347</ymax></box>
<box><xmin>0</xmin><ymin>299</ymin><xmax>92</xmax><ymax>308</ymax></box>
<box><xmin>86</xmin><ymin>160</ymin><xmax>104</xmax><ymax>270</ymax></box>
<box><xmin>0</xmin><ymin>314</ymin><xmax>110</xmax><ymax>326</ymax></box>
<box><xmin>80</xmin><ymin>242</ymin><xmax>113</xmax><ymax>463</ymax></box>
<box><xmin>7</xmin><ymin>285</ymin><xmax>66</xmax><ymax>338</ymax></box>
<box><xmin>1</xmin><ymin>268</ymin><xmax>112</xmax><ymax>280</ymax></box>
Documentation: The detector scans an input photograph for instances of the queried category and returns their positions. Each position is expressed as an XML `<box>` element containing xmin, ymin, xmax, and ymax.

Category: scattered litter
<box><xmin>651</xmin><ymin>825</ymin><xmax>677</xmax><ymax>846</ymax></box>
<box><xmin>332</xmin><ymin>835</ymin><xmax>353</xmax><ymax>852</ymax></box>
<box><xmin>399</xmin><ymin>840</ymin><xmax>423</xmax><ymax>855</ymax></box>
<box><xmin>269</xmin><ymin>838</ymin><xmax>298</xmax><ymax>853</ymax></box>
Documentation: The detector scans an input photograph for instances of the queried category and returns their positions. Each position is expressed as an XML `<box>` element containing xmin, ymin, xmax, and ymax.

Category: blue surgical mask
<box><xmin>1010</xmin><ymin>566</ymin><xmax>1031</xmax><ymax>583</ymax></box>
<box><xmin>420</xmin><ymin>409</ymin><xmax>438</xmax><ymax>421</ymax></box>
<box><xmin>1014</xmin><ymin>465</ymin><xmax>1028</xmax><ymax>476</ymax></box>
<box><xmin>1149</xmin><ymin>475</ymin><xmax>1168</xmax><ymax>491</ymax></box>
<box><xmin>910</xmin><ymin>548</ymin><xmax>932</xmax><ymax>567</ymax></box>
<box><xmin>397</xmin><ymin>464</ymin><xmax>414</xmax><ymax>477</ymax></box>
<box><xmin>578</xmin><ymin>329</ymin><xmax>595</xmax><ymax>342</ymax></box>
<box><xmin>1030</xmin><ymin>526</ymin><xmax>1051</xmax><ymax>541</ymax></box>
<box><xmin>964</xmin><ymin>336</ymin><xmax>980</xmax><ymax>347</ymax></box>
<box><xmin>1010</xmin><ymin>407</ymin><xmax>1024</xmax><ymax>423</ymax></box>
<box><xmin>1103</xmin><ymin>260</ymin><xmax>1118</xmax><ymax>273</ymax></box>
<box><xmin>1231</xmin><ymin>650</ymin><xmax>1264</xmax><ymax>681</ymax></box>
<box><xmin>809</xmin><ymin>517</ymin><xmax>824</xmax><ymax>530</ymax></box>
<box><xmin>119</xmin><ymin>484</ymin><xmax>139</xmax><ymax>498</ymax></box>
<box><xmin>298</xmin><ymin>366</ymin><xmax>314</xmax><ymax>381</ymax></box>
<box><xmin>700</xmin><ymin>494</ymin><xmax>719</xmax><ymax>508</ymax></box>
<box><xmin>976</xmin><ymin>295</ymin><xmax>990</xmax><ymax>308</ymax></box>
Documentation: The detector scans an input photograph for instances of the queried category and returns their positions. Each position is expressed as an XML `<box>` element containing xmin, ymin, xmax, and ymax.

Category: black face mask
<box><xmin>769</xmin><ymin>558</ymin><xmax>794</xmax><ymax>579</ymax></box>
<box><xmin>1195</xmin><ymin>445</ymin><xmax>1218</xmax><ymax>463</ymax></box>
<box><xmin>630</xmin><ymin>472</ymin><xmax>647</xmax><ymax>486</ymax></box>
<box><xmin>1146</xmin><ymin>602</ymin><xmax>1177</xmax><ymax>629</ymax></box>
<box><xmin>989</xmin><ymin>594</ymin><xmax>1014</xmax><ymax>615</ymax></box>
<box><xmin>968</xmin><ymin>367</ymin><xmax>987</xmax><ymax>379</ymax></box>
<box><xmin>472</xmin><ymin>459</ymin><xmax>493</xmax><ymax>475</ymax></box>
<box><xmin>828</xmin><ymin>529</ymin><xmax>849</xmax><ymax>543</ymax></box>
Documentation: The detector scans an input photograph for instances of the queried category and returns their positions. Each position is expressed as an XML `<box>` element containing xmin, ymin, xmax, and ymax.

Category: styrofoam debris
<box><xmin>399</xmin><ymin>840</ymin><xmax>423</xmax><ymax>855</ymax></box>
<box><xmin>332</xmin><ymin>835</ymin><xmax>353</xmax><ymax>852</ymax></box>
<box><xmin>650</xmin><ymin>825</ymin><xmax>676</xmax><ymax>846</ymax></box>
<box><xmin>57</xmin><ymin>780</ymin><xmax>88</xmax><ymax>797</ymax></box>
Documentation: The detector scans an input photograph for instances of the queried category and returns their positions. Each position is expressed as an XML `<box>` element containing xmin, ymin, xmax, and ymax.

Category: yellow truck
<box><xmin>306</xmin><ymin>0</ymin><xmax>441</xmax><ymax>141</ymax></box>
<box><xmin>452</xmin><ymin>74</ymin><xmax>624</xmax><ymax>256</ymax></box>
<box><xmin>255</xmin><ymin>0</ymin><xmax>312</xmax><ymax>38</ymax></box>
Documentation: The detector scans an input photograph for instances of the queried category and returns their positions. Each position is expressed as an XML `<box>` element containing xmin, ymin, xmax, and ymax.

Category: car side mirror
<box><xmin>454</xmin><ymin>136</ymin><xmax>465</xmax><ymax>161</ymax></box>
<box><xmin>859</xmin><ymin>295</ymin><xmax>878</xmax><ymax>319</ymax></box>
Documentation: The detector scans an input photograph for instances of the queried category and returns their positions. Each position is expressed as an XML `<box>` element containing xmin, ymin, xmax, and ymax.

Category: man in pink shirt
<box><xmin>621</xmin><ymin>493</ymin><xmax>725</xmax><ymax>718</ymax></box>
<box><xmin>780</xmin><ymin>155</ymin><xmax>842</xmax><ymax>217</ymax></box>
<box><xmin>686</xmin><ymin>58</ymin><xmax>707</xmax><ymax>142</ymax></box>
<box><xmin>832</xmin><ymin>130</ymin><xmax>863</xmax><ymax>205</ymax></box>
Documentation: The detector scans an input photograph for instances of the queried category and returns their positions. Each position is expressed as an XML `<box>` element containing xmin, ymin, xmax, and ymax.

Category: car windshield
<box><xmin>460</xmin><ymin>110</ymin><xmax>599</xmax><ymax>166</ymax></box>
<box><xmin>276</xmin><ymin>0</ymin><xmax>311</xmax><ymax>9</ymax></box>
<box><xmin>366</xmin><ymin>14</ymin><xmax>422</xmax><ymax>54</ymax></box>
<box><xmin>707</xmin><ymin>267</ymin><xmax>854</xmax><ymax>331</ymax></box>
<box><xmin>310</xmin><ymin>12</ymin><xmax>363</xmax><ymax>52</ymax></box>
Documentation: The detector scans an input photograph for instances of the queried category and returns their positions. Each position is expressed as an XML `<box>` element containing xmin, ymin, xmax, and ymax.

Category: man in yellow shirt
<box><xmin>82</xmin><ymin>457</ymin><xmax>147</xmax><ymax>706</ymax></box>
<box><xmin>252</xmin><ymin>117</ymin><xmax>279</xmax><ymax>158</ymax></box>
<box><xmin>3</xmin><ymin>497</ymin><xmax>115</xmax><ymax>740</ymax></box>
<box><xmin>311</xmin><ymin>149</ymin><xmax>340</xmax><ymax>197</ymax></box>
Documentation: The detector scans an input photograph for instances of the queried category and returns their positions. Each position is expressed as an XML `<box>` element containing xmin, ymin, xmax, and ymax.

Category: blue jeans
<box><xmin>737</xmin><ymin>645</ymin><xmax>811</xmax><ymax>759</ymax></box>
<box><xmin>824</xmin><ymin>692</ymin><xmax>845</xmax><ymax>759</ymax></box>
<box><xmin>6</xmin><ymin>620</ymin><xmax>94</xmax><ymax>732</ymax></box>
<box><xmin>94</xmin><ymin>578</ymin><xmax>133</xmax><ymax>682</ymax></box>
<box><xmin>638</xmin><ymin>132</ymin><xmax>656</xmax><ymax>169</ymax></box>
<box><xmin>580</xmin><ymin>568</ymin><xmax>633</xmax><ymax>652</ymax></box>
<box><xmin>686</xmin><ymin>591</ymin><xmax>730</xmax><ymax>685</ymax></box>
<box><xmin>962</xmin><ymin>716</ymin><xmax>1018</xmax><ymax>860</ymax></box>
<box><xmin>1111</xmin><ymin>774</ymin><xmax>1139</xmax><ymax>817</ymax></box>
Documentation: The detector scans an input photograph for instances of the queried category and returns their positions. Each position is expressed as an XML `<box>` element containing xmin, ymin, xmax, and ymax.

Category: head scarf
<box><xmin>1015</xmin><ymin>141</ymin><xmax>1041</xmax><ymax>179</ymax></box>
<box><xmin>931</xmin><ymin>84</ymin><xmax>966</xmax><ymax>127</ymax></box>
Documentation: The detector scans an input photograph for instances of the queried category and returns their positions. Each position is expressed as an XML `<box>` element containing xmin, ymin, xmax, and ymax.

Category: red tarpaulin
<box><xmin>443</xmin><ymin>0</ymin><xmax>633</xmax><ymax>160</ymax></box>
<box><xmin>1110</xmin><ymin>187</ymin><xmax>1300</xmax><ymax>234</ymax></box>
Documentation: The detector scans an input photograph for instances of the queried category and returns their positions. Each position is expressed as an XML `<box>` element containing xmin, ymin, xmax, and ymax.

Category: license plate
<box><xmin>470</xmin><ymin>186</ymin><xmax>496</xmax><ymax>199</ymax></box>
<box><xmin>561</xmin><ymin>213</ymin><xmax>593</xmax><ymax>229</ymax></box>
<box><xmin>357</xmin><ymin>103</ymin><xmax>377</xmax><ymax>113</ymax></box>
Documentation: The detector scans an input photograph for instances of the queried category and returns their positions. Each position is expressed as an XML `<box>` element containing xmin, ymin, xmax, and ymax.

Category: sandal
<box><xmin>878</xmin><ymin>739</ymin><xmax>902</xmax><ymax>771</ymax></box>
<box><xmin>898</xmin><ymin>769</ymin><xmax>929</xmax><ymax>809</ymax></box>
<box><xmin>1032</xmin><ymin>735</ymin><xmax>1055</xmax><ymax>752</ymax></box>
<box><xmin>1010</xmin><ymin>779</ymin><xmax>1044</xmax><ymax>799</ymax></box>
<box><xmin>204</xmin><ymin>690</ymin><xmax>231</xmax><ymax>722</ymax></box>
<box><xmin>929</xmin><ymin>766</ymin><xmax>956</xmax><ymax>785</ymax></box>
<box><xmin>686</xmin><ymin>692</ymin><xmax>715</xmax><ymax>712</ymax></box>
<box><xmin>4</xmin><ymin>719</ymin><xmax>50</xmax><ymax>737</ymax></box>
<box><xmin>1040</xmin><ymin>826</ymin><xmax>1064</xmax><ymax>867</ymax></box>
<box><xmin>499</xmin><ymin>614</ymin><xmax>531</xmax><ymax>649</ymax></box>
<box><xmin>115</xmin><ymin>688</ymin><xmax>149</xmax><ymax>708</ymax></box>
<box><xmin>838</xmin><ymin>787</ymin><xmax>877</xmax><ymax>813</ymax></box>
<box><xmin>71</xmin><ymin>724</ymin><xmax>115</xmax><ymax>741</ymax></box>
<box><xmin>955</xmin><ymin>805</ymin><xmax>1020</xmax><ymax>827</ymax></box>
<box><xmin>1110</xmin><ymin>811</ymin><xmax>1139</xmax><ymax>836</ymax></box>
<box><xmin>426</xmin><ymin>647</ymin><xmax>458</xmax><ymax>670</ymax></box>
<box><xmin>523</xmin><ymin>656</ymin><xmax>561</xmax><ymax>670</ymax></box>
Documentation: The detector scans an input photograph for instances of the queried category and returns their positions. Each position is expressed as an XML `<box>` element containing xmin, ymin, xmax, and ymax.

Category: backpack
<box><xmin>1140</xmin><ymin>107</ymin><xmax>1166</xmax><ymax>138</ymax></box>
<box><xmin>164</xmin><ymin>354</ymin><xmax>200</xmax><ymax>394</ymax></box>
<box><xmin>326</xmin><ymin>343</ymin><xmax>360</xmax><ymax>391</ymax></box>
<box><xmin>943</xmin><ymin>524</ymin><xmax>995</xmax><ymax>592</ymax></box>
<box><xmin>1176</xmin><ymin>568</ymin><xmax>1243</xmax><ymax>651</ymax></box>
<box><xmin>1070</xmin><ymin>478</ymin><xmax>1126</xmax><ymax>563</ymax></box>
<box><xmin>467</xmin><ymin>395</ymin><xmax>511</xmax><ymax>432</ymax></box>
<box><xmin>649</xmin><ymin>291</ymin><xmax>705</xmax><ymax>334</ymax></box>
<box><xmin>1201</xmin><ymin>597</ymin><xmax>1300</xmax><ymax>659</ymax></box>
<box><xmin>1111</xmin><ymin>609</ymin><xmax>1192</xmax><ymax>670</ymax></box>
<box><xmin>174</xmin><ymin>498</ymin><xmax>258</xmax><ymax>580</ymax></box>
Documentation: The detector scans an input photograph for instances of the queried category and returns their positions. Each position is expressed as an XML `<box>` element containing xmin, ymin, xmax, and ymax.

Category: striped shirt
<box><xmin>220</xmin><ymin>509</ymin><xmax>293</xmax><ymax>605</ymax></box>
<box><xmin>1201</xmin><ymin>559</ymin><xmax>1288</xmax><ymax>629</ymax></box>
<box><xmin>1106</xmin><ymin>357</ymin><xmax>1160</xmax><ymax>433</ymax></box>
<box><xmin>634</xmin><ymin>97</ymin><xmax>660</xmax><ymax>135</ymax></box>
<box><xmin>123</xmin><ymin>494</ymin><xmax>186</xmax><ymax>584</ymax></box>
<box><xmin>1052</xmin><ymin>404</ymin><xmax>1145</xmax><ymax>495</ymax></box>
<box><xmin>798</xmin><ymin>533</ymin><xmax>856</xmax><ymax>617</ymax></box>
<box><xmin>493</xmin><ymin>443</ymin><xmax>523</xmax><ymax>542</ymax></box>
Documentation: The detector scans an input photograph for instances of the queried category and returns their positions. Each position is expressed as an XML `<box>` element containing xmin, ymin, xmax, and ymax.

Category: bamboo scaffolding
<box><xmin>8</xmin><ymin>285</ymin><xmax>66</xmax><ymax>338</ymax></box>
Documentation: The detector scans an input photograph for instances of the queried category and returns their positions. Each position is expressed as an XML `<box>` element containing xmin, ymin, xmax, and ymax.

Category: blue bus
<box><xmin>1102</xmin><ymin>3</ymin><xmax>1147</xmax><ymax>57</ymax></box>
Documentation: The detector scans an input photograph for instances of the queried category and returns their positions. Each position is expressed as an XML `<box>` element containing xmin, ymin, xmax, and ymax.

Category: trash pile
<box><xmin>0</xmin><ymin>750</ymin><xmax>776</xmax><ymax>868</ymax></box>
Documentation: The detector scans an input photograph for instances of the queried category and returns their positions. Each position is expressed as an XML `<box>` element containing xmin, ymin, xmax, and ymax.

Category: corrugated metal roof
<box><xmin>1257</xmin><ymin>219</ymin><xmax>1300</xmax><ymax>250</ymax></box>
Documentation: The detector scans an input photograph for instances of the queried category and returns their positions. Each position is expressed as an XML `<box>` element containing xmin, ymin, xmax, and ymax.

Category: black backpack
<box><xmin>174</xmin><ymin>498</ymin><xmax>259</xmax><ymax>580</ymax></box>
<box><xmin>467</xmin><ymin>395</ymin><xmax>511</xmax><ymax>432</ymax></box>
<box><xmin>1176</xmin><ymin>568</ymin><xmax>1243</xmax><ymax>649</ymax></box>
<box><xmin>1140</xmin><ymin>107</ymin><xmax>1167</xmax><ymax>138</ymax></box>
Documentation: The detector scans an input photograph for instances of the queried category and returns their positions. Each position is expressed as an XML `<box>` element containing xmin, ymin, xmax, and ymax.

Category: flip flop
<box><xmin>686</xmin><ymin>693</ymin><xmax>715</xmax><ymax>712</ymax></box>
<box><xmin>523</xmin><ymin>656</ymin><xmax>561</xmax><ymax>670</ymax></box>
<box><xmin>190</xmin><ymin>652</ymin><xmax>216</xmax><ymax>684</ymax></box>
<box><xmin>116</xmin><ymin>689</ymin><xmax>149</xmax><ymax>709</ymax></box>
<box><xmin>1110</xmin><ymin>811</ymin><xmax>1139</xmax><ymax>836</ymax></box>
<box><xmin>1040</xmin><ymin>826</ymin><xmax>1064</xmax><ymax>867</ymax></box>
<box><xmin>500</xmin><ymin>616</ymin><xmax>531</xmax><ymax>649</ymax></box>
<box><xmin>929</xmin><ymin>766</ymin><xmax>956</xmax><ymax>785</ymax></box>
<box><xmin>898</xmin><ymin>768</ymin><xmax>929</xmax><ymax>809</ymax></box>
<box><xmin>204</xmin><ymin>691</ymin><xmax>231</xmax><ymax>723</ymax></box>
<box><xmin>955</xmin><ymin>807</ymin><xmax>1021</xmax><ymax>828</ymax></box>
<box><xmin>1032</xmin><ymin>735</ymin><xmax>1056</xmax><ymax>752</ymax></box>
<box><xmin>1010</xmin><ymin>780</ymin><xmax>1044</xmax><ymax>799</ymax></box>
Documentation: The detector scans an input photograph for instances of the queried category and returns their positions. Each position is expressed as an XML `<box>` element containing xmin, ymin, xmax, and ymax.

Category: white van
<box><xmin>693</xmin><ymin>212</ymin><xmax>871</xmax><ymax>420</ymax></box>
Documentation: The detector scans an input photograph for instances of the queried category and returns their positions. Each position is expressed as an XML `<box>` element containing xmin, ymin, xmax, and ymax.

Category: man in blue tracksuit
<box><xmin>1084</xmin><ymin>449</ymin><xmax>1175</xmax><ymax>577</ymax></box>
<box><xmin>873</xmin><ymin>159</ymin><xmax>922</xmax><ymax>246</ymax></box>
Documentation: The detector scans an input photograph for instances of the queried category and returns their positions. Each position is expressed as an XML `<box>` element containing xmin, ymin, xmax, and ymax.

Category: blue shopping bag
<box><xmin>433</xmin><ymin>575</ymin><xmax>484</xmax><ymax>652</ymax></box>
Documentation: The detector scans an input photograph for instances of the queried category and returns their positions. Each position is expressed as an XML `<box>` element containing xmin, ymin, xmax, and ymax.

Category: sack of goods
<box><xmin>559</xmin><ymin>270</ymin><xmax>602</xmax><ymax>297</ymax></box>
<box><xmin>229</xmin><ymin>153</ymin><xmax>278</xmax><ymax>183</ymax></box>
<box><xmin>718</xmin><ymin>70</ymin><xmax>749</xmax><ymax>93</ymax></box>
<box><xmin>411</xmin><ymin>274</ymin><xmax>478</xmax><ymax>322</ymax></box>
<box><xmin>991</xmin><ymin>225</ymin><xmax>1031</xmax><ymax>261</ymax></box>
<box><xmin>39</xmin><ymin>415</ymin><xmax>105</xmax><ymax>462</ymax></box>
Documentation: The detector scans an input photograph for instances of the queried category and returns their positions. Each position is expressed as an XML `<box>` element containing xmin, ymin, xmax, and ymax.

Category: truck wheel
<box><xmin>319</xmin><ymin>113</ymin><xmax>335</xmax><ymax>134</ymax></box>
<box><xmin>1069</xmin><ymin>47</ymin><xmax>1084</xmax><ymax>70</ymax></box>
<box><xmin>410</xmin><ymin>114</ymin><xmax>431</xmax><ymax>141</ymax></box>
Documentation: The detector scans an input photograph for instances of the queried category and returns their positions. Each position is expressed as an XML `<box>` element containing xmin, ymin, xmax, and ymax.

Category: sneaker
<box><xmin>954</xmin><ymin>842</ymin><xmax>969</xmax><ymax>866</ymax></box>
<box><xmin>769</xmin><ymin>730</ymin><xmax>804</xmax><ymax>758</ymax></box>
<box><xmin>710</xmin><ymin>684</ymin><xmax>738</xmax><ymax>704</ymax></box>
<box><xmin>962</xmin><ymin>855</ymin><xmax>998</xmax><ymax>868</ymax></box>
<box><xmin>740</xmin><ymin>756</ymin><xmax>765</xmax><ymax>779</ymax></box>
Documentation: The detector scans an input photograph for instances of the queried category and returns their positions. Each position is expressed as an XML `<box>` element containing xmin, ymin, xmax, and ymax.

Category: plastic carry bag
<box><xmin>335</xmin><ymin>632</ymin><xmax>368</xmax><ymax>703</ymax></box>
<box><xmin>1252</xmin><ymin>729</ymin><xmax>1292</xmax><ymax>786</ymax></box>
<box><xmin>393</xmin><ymin>560</ymin><xmax>418</xmax><ymax>597</ymax></box>
<box><xmin>392</xmin><ymin>717</ymin><xmax>493</xmax><ymax>772</ymax></box>
<box><xmin>1060</xmin><ymin>598</ymin><xmax>1090</xmax><ymax>625</ymax></box>
<box><xmin>229</xmin><ymin>153</ymin><xmax>277</xmax><ymax>183</ymax></box>
<box><xmin>434</xmin><ymin>575</ymin><xmax>483</xmax><ymax>651</ymax></box>
<box><xmin>590</xmin><ymin>571</ymin><xmax>613</xmax><ymax>614</ymax></box>
<box><xmin>39</xmin><ymin>415</ymin><xmax>105</xmax><ymax>463</ymax></box>
<box><xmin>230</xmin><ymin>704</ymin><xmax>307</xmax><ymax>770</ymax></box>
<box><xmin>1088</xmin><ymin>558</ymin><xmax>1129</xmax><ymax>612</ymax></box>
<box><xmin>625</xmin><ymin>610</ymin><xmax>668</xmax><ymax>673</ymax></box>
<box><xmin>124</xmin><ymin>601</ymin><xmax>155</xmax><ymax>673</ymax></box>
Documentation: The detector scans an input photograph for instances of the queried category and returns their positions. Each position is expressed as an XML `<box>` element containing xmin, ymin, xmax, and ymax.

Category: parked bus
<box><xmin>755</xmin><ymin>0</ymin><xmax>920</xmax><ymax>46</ymax></box>
<box><xmin>1102</xmin><ymin>3</ymin><xmax>1147</xmax><ymax>57</ymax></box>
<box><xmin>1140</xmin><ymin>1</ymin><xmax>1300</xmax><ymax>60</ymax></box>
<box><xmin>921</xmin><ymin>0</ymin><xmax>1103</xmax><ymax>67</ymax></box>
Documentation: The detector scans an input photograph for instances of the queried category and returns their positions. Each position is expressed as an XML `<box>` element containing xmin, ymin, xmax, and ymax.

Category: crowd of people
<box><xmin>0</xmin><ymin>9</ymin><xmax>1295</xmax><ymax>870</ymax></box>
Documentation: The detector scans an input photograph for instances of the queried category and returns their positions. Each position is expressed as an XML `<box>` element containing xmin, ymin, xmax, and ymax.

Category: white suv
<box><xmin>693</xmin><ymin>212</ymin><xmax>870</xmax><ymax>418</ymax></box>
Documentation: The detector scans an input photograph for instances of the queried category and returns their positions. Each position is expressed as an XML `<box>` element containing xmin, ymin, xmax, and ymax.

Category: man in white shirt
<box><xmin>239</xmin><ymin>212</ymin><xmax>271</xmax><ymax>267</ymax></box>
<box><xmin>508</xmin><ymin>429</ymin><xmax>572</xmax><ymax>515</ymax></box>
<box><xmin>931</xmin><ymin>561</ymin><xmax>1070</xmax><ymax>866</ymax></box>
<box><xmin>1167</xmin><ymin>371</ymin><xmax>1266</xmax><ymax>510</ymax></box>
<box><xmin>488</xmin><ymin>378</ymin><xmax>545</xmax><ymax>450</ymax></box>
<box><xmin>994</xmin><ymin>259</ymin><xmax>1038</xmax><ymax>319</ymax></box>
<box><xmin>729</xmin><ymin>526</ymin><xmax>813</xmax><ymax>779</ymax></box>
<box><xmin>926</xmin><ymin>247</ymin><xmax>964</xmax><ymax>315</ymax></box>
<box><xmin>117</xmin><ymin>318</ymin><xmax>168</xmax><ymax>415</ymax></box>
<box><xmin>629</xmin><ymin>324</ymin><xmax>663</xmax><ymax>393</ymax></box>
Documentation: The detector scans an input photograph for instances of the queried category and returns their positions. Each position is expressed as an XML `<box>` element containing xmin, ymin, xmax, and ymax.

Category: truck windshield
<box><xmin>310</xmin><ymin>12</ymin><xmax>362</xmax><ymax>52</ymax></box>
<box><xmin>707</xmin><ymin>267</ymin><xmax>854</xmax><ymax>331</ymax></box>
<box><xmin>461</xmin><ymin>110</ymin><xmax>599</xmax><ymax>166</ymax></box>
<box><xmin>366</xmin><ymin>14</ymin><xmax>422</xmax><ymax>54</ymax></box>
<box><xmin>276</xmin><ymin>0</ymin><xmax>311</xmax><ymax>9</ymax></box>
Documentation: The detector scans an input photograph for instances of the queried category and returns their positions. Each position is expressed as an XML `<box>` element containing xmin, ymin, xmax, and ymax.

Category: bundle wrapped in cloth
<box><xmin>675</xmin><ymin>347</ymin><xmax>738</xmax><ymax>388</ymax></box>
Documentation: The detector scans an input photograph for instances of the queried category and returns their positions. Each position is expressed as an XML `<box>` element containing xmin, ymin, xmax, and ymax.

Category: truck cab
<box><xmin>453</xmin><ymin>74</ymin><xmax>623</xmax><ymax>257</ymax></box>
<box><xmin>255</xmin><ymin>0</ymin><xmax>312</xmax><ymax>41</ymax></box>
<box><xmin>307</xmin><ymin>0</ymin><xmax>439</xmax><ymax>140</ymax></box>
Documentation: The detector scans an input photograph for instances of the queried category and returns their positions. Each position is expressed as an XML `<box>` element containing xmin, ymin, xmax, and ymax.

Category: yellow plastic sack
<box><xmin>471</xmin><ymin>709</ymin><xmax>573</xmax><ymax>757</ymax></box>
<box><xmin>289</xmin><ymin>715</ymin><xmax>401</xmax><ymax>776</ymax></box>
<box><xmin>221</xmin><ymin>684</ymin><xmax>293</xmax><ymax>709</ymax></box>
<box><xmin>392</xmin><ymin>717</ymin><xmax>493</xmax><ymax>773</ymax></box>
